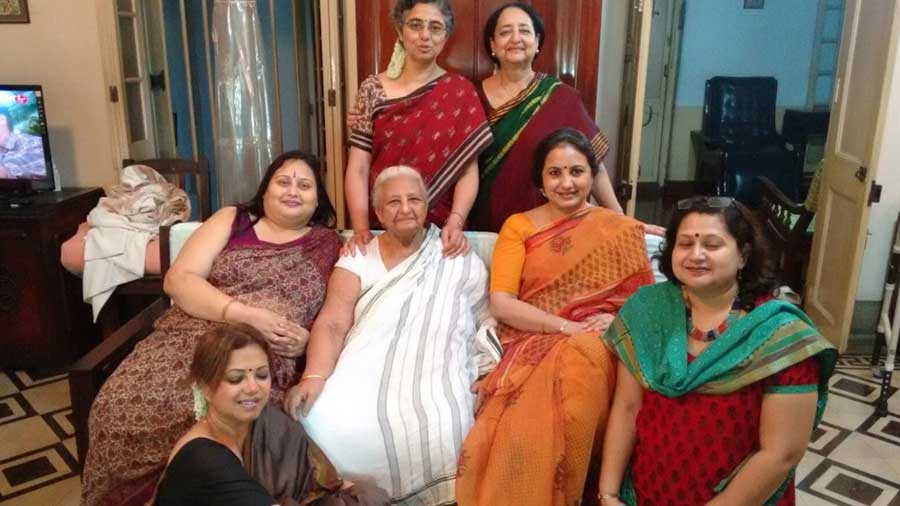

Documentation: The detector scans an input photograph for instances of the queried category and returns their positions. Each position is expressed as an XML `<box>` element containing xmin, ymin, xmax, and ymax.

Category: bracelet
<box><xmin>448</xmin><ymin>211</ymin><xmax>466</xmax><ymax>227</ymax></box>
<box><xmin>221</xmin><ymin>298</ymin><xmax>238</xmax><ymax>322</ymax></box>
<box><xmin>598</xmin><ymin>493</ymin><xmax>619</xmax><ymax>502</ymax></box>
<box><xmin>559</xmin><ymin>320</ymin><xmax>568</xmax><ymax>333</ymax></box>
<box><xmin>301</xmin><ymin>374</ymin><xmax>327</xmax><ymax>382</ymax></box>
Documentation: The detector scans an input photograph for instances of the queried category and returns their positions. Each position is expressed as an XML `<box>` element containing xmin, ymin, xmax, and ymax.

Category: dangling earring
<box><xmin>386</xmin><ymin>39</ymin><xmax>406</xmax><ymax>80</ymax></box>
<box><xmin>540</xmin><ymin>189</ymin><xmax>547</xmax><ymax>198</ymax></box>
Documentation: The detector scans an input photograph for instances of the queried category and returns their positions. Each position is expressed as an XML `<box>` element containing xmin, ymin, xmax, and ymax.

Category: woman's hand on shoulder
<box><xmin>642</xmin><ymin>222</ymin><xmax>666</xmax><ymax>237</ymax></box>
<box><xmin>441</xmin><ymin>222</ymin><xmax>470</xmax><ymax>258</ymax></box>
<box><xmin>285</xmin><ymin>376</ymin><xmax>327</xmax><ymax>420</ymax></box>
<box><xmin>342</xmin><ymin>229</ymin><xmax>374</xmax><ymax>257</ymax></box>
<box><xmin>236</xmin><ymin>305</ymin><xmax>310</xmax><ymax>357</ymax></box>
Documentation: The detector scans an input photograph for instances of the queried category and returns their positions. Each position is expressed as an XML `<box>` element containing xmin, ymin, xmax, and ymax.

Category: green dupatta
<box><xmin>474</xmin><ymin>74</ymin><xmax>561</xmax><ymax>207</ymax></box>
<box><xmin>602</xmin><ymin>281</ymin><xmax>837</xmax><ymax>505</ymax></box>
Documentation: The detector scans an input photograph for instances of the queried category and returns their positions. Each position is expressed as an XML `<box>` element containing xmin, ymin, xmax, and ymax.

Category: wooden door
<box><xmin>616</xmin><ymin>0</ymin><xmax>653</xmax><ymax>215</ymax></box>
<box><xmin>805</xmin><ymin>0</ymin><xmax>900</xmax><ymax>351</ymax></box>
<box><xmin>353</xmin><ymin>0</ymin><xmax>603</xmax><ymax>116</ymax></box>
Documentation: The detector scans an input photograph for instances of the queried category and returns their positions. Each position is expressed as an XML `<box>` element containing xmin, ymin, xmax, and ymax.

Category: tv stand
<box><xmin>0</xmin><ymin>187</ymin><xmax>103</xmax><ymax>367</ymax></box>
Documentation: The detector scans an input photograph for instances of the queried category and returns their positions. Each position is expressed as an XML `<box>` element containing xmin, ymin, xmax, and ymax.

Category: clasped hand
<box><xmin>247</xmin><ymin>307</ymin><xmax>309</xmax><ymax>357</ymax></box>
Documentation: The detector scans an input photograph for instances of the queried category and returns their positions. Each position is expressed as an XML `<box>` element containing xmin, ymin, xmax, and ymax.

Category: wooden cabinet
<box><xmin>0</xmin><ymin>188</ymin><xmax>102</xmax><ymax>367</ymax></box>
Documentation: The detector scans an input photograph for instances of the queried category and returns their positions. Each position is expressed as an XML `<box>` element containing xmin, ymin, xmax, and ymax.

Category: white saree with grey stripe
<box><xmin>302</xmin><ymin>226</ymin><xmax>500</xmax><ymax>505</ymax></box>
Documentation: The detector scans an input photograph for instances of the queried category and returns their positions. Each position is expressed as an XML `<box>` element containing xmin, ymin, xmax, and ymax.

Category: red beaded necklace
<box><xmin>683</xmin><ymin>289</ymin><xmax>744</xmax><ymax>342</ymax></box>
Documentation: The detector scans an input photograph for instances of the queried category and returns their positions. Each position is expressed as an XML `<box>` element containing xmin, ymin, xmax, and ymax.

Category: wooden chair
<box><xmin>756</xmin><ymin>176</ymin><xmax>815</xmax><ymax>295</ymax></box>
<box><xmin>96</xmin><ymin>158</ymin><xmax>211</xmax><ymax>336</ymax></box>
<box><xmin>69</xmin><ymin>223</ymin><xmax>181</xmax><ymax>464</ymax></box>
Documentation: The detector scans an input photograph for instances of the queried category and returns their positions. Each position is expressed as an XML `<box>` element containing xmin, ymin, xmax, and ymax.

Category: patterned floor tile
<box><xmin>19</xmin><ymin>381</ymin><xmax>69</xmax><ymax>416</ymax></box>
<box><xmin>799</xmin><ymin>459</ymin><xmax>900</xmax><ymax>506</ymax></box>
<box><xmin>0</xmin><ymin>374</ymin><xmax>16</xmax><ymax>398</ymax></box>
<box><xmin>0</xmin><ymin>446</ymin><xmax>75</xmax><ymax>500</ymax></box>
<box><xmin>0</xmin><ymin>475</ymin><xmax>80</xmax><ymax>506</ymax></box>
<box><xmin>823</xmin><ymin>395</ymin><xmax>878</xmax><ymax>432</ymax></box>
<box><xmin>0</xmin><ymin>418</ymin><xmax>59</xmax><ymax>462</ymax></box>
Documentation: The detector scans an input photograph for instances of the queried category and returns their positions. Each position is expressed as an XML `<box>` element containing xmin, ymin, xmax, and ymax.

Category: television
<box><xmin>0</xmin><ymin>84</ymin><xmax>54</xmax><ymax>192</ymax></box>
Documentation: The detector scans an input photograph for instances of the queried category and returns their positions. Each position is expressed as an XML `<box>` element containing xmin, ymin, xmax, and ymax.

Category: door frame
<box><xmin>656</xmin><ymin>0</ymin><xmax>684</xmax><ymax>187</ymax></box>
<box><xmin>96</xmin><ymin>0</ymin><xmax>180</xmax><ymax>166</ymax></box>
<box><xmin>95</xmin><ymin>0</ymin><xmax>130</xmax><ymax>173</ymax></box>
<box><xmin>617</xmin><ymin>0</ymin><xmax>655</xmax><ymax>215</ymax></box>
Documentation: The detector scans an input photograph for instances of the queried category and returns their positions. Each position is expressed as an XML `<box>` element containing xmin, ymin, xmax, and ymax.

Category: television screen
<box><xmin>0</xmin><ymin>85</ymin><xmax>54</xmax><ymax>190</ymax></box>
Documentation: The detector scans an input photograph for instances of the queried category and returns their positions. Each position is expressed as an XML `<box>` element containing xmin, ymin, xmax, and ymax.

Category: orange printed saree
<box><xmin>456</xmin><ymin>207</ymin><xmax>654</xmax><ymax>506</ymax></box>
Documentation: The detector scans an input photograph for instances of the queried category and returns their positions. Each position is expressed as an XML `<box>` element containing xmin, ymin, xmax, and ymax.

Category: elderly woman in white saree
<box><xmin>285</xmin><ymin>166</ymin><xmax>497</xmax><ymax>506</ymax></box>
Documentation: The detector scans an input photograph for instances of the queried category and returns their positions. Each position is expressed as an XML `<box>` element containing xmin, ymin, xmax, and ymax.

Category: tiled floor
<box><xmin>0</xmin><ymin>355</ymin><xmax>898</xmax><ymax>505</ymax></box>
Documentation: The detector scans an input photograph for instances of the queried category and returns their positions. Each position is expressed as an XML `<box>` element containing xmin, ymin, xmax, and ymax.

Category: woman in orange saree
<box><xmin>456</xmin><ymin>129</ymin><xmax>654</xmax><ymax>506</ymax></box>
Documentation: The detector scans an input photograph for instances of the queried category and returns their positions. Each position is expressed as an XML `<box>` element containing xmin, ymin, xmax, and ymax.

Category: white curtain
<box><xmin>212</xmin><ymin>0</ymin><xmax>277</xmax><ymax>207</ymax></box>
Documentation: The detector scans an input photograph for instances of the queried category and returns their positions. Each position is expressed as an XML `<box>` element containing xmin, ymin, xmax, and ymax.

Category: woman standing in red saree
<box><xmin>344</xmin><ymin>0</ymin><xmax>492</xmax><ymax>257</ymax></box>
<box><xmin>472</xmin><ymin>3</ymin><xmax>622</xmax><ymax>232</ymax></box>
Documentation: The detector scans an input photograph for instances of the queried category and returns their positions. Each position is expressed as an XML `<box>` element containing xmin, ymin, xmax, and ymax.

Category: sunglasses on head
<box><xmin>676</xmin><ymin>196</ymin><xmax>735</xmax><ymax>211</ymax></box>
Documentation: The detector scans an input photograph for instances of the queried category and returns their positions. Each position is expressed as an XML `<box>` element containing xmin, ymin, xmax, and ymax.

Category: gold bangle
<box><xmin>221</xmin><ymin>298</ymin><xmax>237</xmax><ymax>322</ymax></box>
<box><xmin>301</xmin><ymin>374</ymin><xmax>327</xmax><ymax>382</ymax></box>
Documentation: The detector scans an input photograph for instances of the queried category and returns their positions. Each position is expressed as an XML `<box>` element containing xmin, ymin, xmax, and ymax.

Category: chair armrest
<box><xmin>69</xmin><ymin>297</ymin><xmax>168</xmax><ymax>463</ymax></box>
<box><xmin>757</xmin><ymin>176</ymin><xmax>805</xmax><ymax>213</ymax></box>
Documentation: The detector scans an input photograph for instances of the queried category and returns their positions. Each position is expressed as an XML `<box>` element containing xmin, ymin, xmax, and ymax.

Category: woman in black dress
<box><xmin>155</xmin><ymin>324</ymin><xmax>388</xmax><ymax>506</ymax></box>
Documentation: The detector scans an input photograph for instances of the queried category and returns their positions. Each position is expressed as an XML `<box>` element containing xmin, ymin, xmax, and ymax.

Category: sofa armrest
<box><xmin>69</xmin><ymin>297</ymin><xmax>168</xmax><ymax>464</ymax></box>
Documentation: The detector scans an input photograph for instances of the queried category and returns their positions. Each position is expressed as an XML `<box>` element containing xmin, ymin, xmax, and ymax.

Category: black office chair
<box><xmin>691</xmin><ymin>77</ymin><xmax>800</xmax><ymax>205</ymax></box>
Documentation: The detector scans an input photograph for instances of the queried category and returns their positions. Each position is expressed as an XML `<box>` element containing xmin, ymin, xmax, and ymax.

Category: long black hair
<box><xmin>239</xmin><ymin>150</ymin><xmax>336</xmax><ymax>228</ymax></box>
<box><xmin>655</xmin><ymin>196</ymin><xmax>777</xmax><ymax>308</ymax></box>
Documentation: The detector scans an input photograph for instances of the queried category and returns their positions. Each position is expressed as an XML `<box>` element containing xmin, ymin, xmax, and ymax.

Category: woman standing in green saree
<box><xmin>471</xmin><ymin>3</ymin><xmax>622</xmax><ymax>232</ymax></box>
<box><xmin>598</xmin><ymin>196</ymin><xmax>836</xmax><ymax>506</ymax></box>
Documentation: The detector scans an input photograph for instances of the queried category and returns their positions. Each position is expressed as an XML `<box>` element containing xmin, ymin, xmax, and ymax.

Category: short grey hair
<box><xmin>390</xmin><ymin>0</ymin><xmax>455</xmax><ymax>35</ymax></box>
<box><xmin>372</xmin><ymin>165</ymin><xmax>427</xmax><ymax>210</ymax></box>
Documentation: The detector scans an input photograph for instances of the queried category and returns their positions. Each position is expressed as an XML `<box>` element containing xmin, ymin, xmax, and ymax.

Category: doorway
<box><xmin>628</xmin><ymin>0</ymin><xmax>843</xmax><ymax>226</ymax></box>
<box><xmin>101</xmin><ymin>0</ymin><xmax>329</xmax><ymax>212</ymax></box>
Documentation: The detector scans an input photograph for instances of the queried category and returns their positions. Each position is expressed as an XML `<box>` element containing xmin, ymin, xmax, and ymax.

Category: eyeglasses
<box><xmin>676</xmin><ymin>196</ymin><xmax>735</xmax><ymax>211</ymax></box>
<box><xmin>404</xmin><ymin>19</ymin><xmax>447</xmax><ymax>37</ymax></box>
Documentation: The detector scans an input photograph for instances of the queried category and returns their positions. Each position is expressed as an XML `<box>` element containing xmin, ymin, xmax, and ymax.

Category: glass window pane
<box><xmin>117</xmin><ymin>0</ymin><xmax>133</xmax><ymax>13</ymax></box>
<box><xmin>125</xmin><ymin>82</ymin><xmax>146</xmax><ymax>142</ymax></box>
<box><xmin>118</xmin><ymin>16</ymin><xmax>139</xmax><ymax>78</ymax></box>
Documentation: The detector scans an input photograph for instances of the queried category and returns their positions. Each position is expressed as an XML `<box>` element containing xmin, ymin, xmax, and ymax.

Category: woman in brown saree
<box><xmin>81</xmin><ymin>151</ymin><xmax>343</xmax><ymax>506</ymax></box>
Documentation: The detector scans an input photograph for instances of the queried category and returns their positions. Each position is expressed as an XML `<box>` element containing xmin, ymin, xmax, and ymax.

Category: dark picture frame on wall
<box><xmin>744</xmin><ymin>0</ymin><xmax>765</xmax><ymax>9</ymax></box>
<box><xmin>0</xmin><ymin>0</ymin><xmax>29</xmax><ymax>23</ymax></box>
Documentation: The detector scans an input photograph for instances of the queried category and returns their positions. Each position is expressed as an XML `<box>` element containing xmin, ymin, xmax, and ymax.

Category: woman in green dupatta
<box><xmin>470</xmin><ymin>3</ymin><xmax>622</xmax><ymax>232</ymax></box>
<box><xmin>598</xmin><ymin>196</ymin><xmax>836</xmax><ymax>506</ymax></box>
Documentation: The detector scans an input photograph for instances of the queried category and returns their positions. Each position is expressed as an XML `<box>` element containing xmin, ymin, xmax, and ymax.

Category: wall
<box><xmin>0</xmin><ymin>0</ymin><xmax>118</xmax><ymax>188</ymax></box>
<box><xmin>667</xmin><ymin>0</ymin><xmax>818</xmax><ymax>180</ymax></box>
<box><xmin>856</xmin><ymin>34</ymin><xmax>900</xmax><ymax>302</ymax></box>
